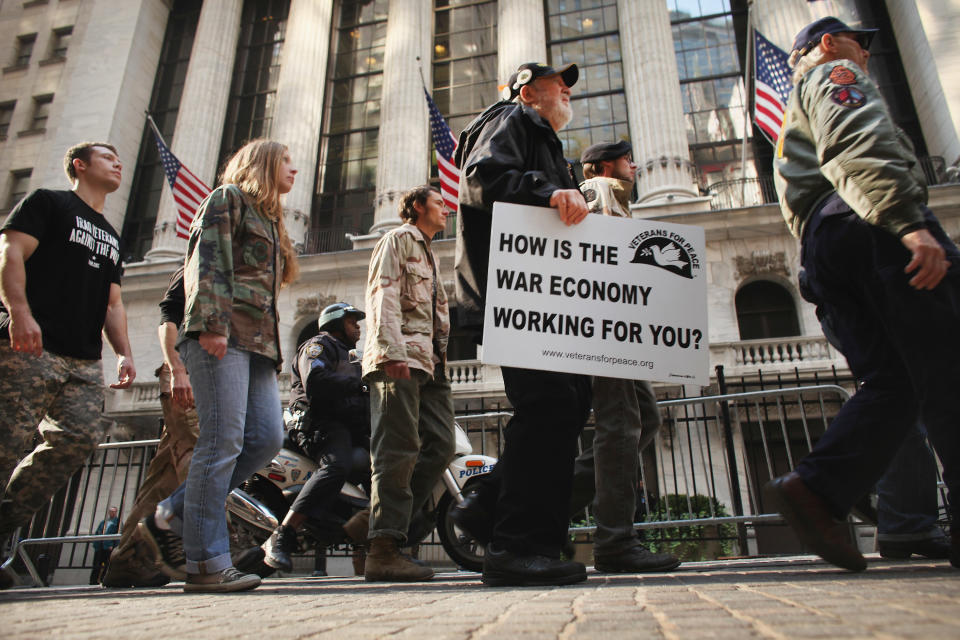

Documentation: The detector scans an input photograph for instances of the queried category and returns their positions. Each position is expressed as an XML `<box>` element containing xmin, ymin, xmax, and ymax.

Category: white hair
<box><xmin>789</xmin><ymin>45</ymin><xmax>829</xmax><ymax>85</ymax></box>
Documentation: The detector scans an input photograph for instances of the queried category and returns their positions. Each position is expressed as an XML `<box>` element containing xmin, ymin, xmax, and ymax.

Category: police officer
<box><xmin>765</xmin><ymin>16</ymin><xmax>960</xmax><ymax>571</ymax></box>
<box><xmin>262</xmin><ymin>302</ymin><xmax>371</xmax><ymax>572</ymax></box>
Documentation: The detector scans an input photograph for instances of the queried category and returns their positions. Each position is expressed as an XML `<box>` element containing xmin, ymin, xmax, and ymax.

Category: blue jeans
<box><xmin>876</xmin><ymin>424</ymin><xmax>944</xmax><ymax>541</ymax></box>
<box><xmin>795</xmin><ymin>196</ymin><xmax>960</xmax><ymax>525</ymax></box>
<box><xmin>158</xmin><ymin>340</ymin><xmax>283</xmax><ymax>574</ymax></box>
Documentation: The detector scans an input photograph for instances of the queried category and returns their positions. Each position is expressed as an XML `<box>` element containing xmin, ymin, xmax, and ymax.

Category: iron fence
<box><xmin>8</xmin><ymin>378</ymin><xmax>947</xmax><ymax>585</ymax></box>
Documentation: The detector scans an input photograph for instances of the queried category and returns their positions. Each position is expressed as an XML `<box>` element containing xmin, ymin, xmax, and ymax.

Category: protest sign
<box><xmin>481</xmin><ymin>202</ymin><xmax>709</xmax><ymax>384</ymax></box>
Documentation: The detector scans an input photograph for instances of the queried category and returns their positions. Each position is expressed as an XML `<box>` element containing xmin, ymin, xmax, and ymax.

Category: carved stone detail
<box><xmin>734</xmin><ymin>251</ymin><xmax>789</xmax><ymax>279</ymax></box>
<box><xmin>296</xmin><ymin>293</ymin><xmax>338</xmax><ymax>318</ymax></box>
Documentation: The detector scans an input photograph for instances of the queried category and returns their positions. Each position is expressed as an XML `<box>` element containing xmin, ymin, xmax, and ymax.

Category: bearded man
<box><xmin>452</xmin><ymin>62</ymin><xmax>592</xmax><ymax>587</ymax></box>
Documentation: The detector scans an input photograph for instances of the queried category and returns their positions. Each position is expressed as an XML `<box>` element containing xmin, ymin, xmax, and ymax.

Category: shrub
<box><xmin>640</xmin><ymin>494</ymin><xmax>737</xmax><ymax>561</ymax></box>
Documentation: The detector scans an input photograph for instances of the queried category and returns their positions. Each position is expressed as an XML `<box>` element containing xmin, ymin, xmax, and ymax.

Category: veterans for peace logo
<box><xmin>627</xmin><ymin>229</ymin><xmax>701</xmax><ymax>280</ymax></box>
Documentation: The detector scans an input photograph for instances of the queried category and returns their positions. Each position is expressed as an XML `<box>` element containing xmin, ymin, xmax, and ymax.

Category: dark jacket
<box><xmin>454</xmin><ymin>100</ymin><xmax>577</xmax><ymax>331</ymax></box>
<box><xmin>289</xmin><ymin>332</ymin><xmax>369</xmax><ymax>442</ymax></box>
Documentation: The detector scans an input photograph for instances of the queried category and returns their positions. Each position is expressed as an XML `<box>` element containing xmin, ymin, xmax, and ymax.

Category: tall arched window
<box><xmin>296</xmin><ymin>320</ymin><xmax>320</xmax><ymax>351</ymax></box>
<box><xmin>309</xmin><ymin>0</ymin><xmax>388</xmax><ymax>254</ymax></box>
<box><xmin>545</xmin><ymin>0</ymin><xmax>629</xmax><ymax>168</ymax></box>
<box><xmin>121</xmin><ymin>0</ymin><xmax>201</xmax><ymax>262</ymax></box>
<box><xmin>218</xmin><ymin>0</ymin><xmax>290</xmax><ymax>165</ymax></box>
<box><xmin>735</xmin><ymin>280</ymin><xmax>799</xmax><ymax>340</ymax></box>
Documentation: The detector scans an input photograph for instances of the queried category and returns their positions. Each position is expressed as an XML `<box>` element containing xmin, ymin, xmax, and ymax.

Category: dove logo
<box><xmin>628</xmin><ymin>232</ymin><xmax>700</xmax><ymax>279</ymax></box>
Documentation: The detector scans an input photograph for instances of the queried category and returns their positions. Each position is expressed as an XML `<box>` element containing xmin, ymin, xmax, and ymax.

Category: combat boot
<box><xmin>364</xmin><ymin>536</ymin><xmax>433</xmax><ymax>582</ymax></box>
<box><xmin>262</xmin><ymin>525</ymin><xmax>297</xmax><ymax>572</ymax></box>
<box><xmin>343</xmin><ymin>508</ymin><xmax>370</xmax><ymax>543</ymax></box>
<box><xmin>351</xmin><ymin>546</ymin><xmax>366</xmax><ymax>576</ymax></box>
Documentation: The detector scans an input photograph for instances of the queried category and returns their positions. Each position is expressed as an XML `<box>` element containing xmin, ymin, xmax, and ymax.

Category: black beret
<box><xmin>580</xmin><ymin>140</ymin><xmax>632</xmax><ymax>164</ymax></box>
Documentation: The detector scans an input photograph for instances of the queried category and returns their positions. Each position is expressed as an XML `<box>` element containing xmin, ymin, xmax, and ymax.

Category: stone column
<box><xmin>751</xmin><ymin>0</ymin><xmax>823</xmax><ymax>53</ymax></box>
<box><xmin>145</xmin><ymin>0</ymin><xmax>242</xmax><ymax>260</ymax></box>
<box><xmin>270</xmin><ymin>0</ymin><xmax>335</xmax><ymax>251</ymax></box>
<box><xmin>618</xmin><ymin>0</ymin><xmax>699</xmax><ymax>205</ymax></box>
<box><xmin>886</xmin><ymin>0</ymin><xmax>960</xmax><ymax>167</ymax></box>
<box><xmin>498</xmin><ymin>0</ymin><xmax>547</xmax><ymax>84</ymax></box>
<box><xmin>367</xmin><ymin>0</ymin><xmax>433</xmax><ymax>237</ymax></box>
<box><xmin>35</xmin><ymin>0</ymin><xmax>170</xmax><ymax>232</ymax></box>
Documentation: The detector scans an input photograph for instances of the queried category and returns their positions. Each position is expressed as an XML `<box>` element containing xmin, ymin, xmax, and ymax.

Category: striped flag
<box><xmin>423</xmin><ymin>87</ymin><xmax>459</xmax><ymax>213</ymax></box>
<box><xmin>146</xmin><ymin>115</ymin><xmax>211</xmax><ymax>239</ymax></box>
<box><xmin>753</xmin><ymin>30</ymin><xmax>793</xmax><ymax>144</ymax></box>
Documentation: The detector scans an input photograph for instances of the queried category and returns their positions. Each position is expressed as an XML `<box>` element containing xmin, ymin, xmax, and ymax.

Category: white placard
<box><xmin>481</xmin><ymin>202</ymin><xmax>709</xmax><ymax>385</ymax></box>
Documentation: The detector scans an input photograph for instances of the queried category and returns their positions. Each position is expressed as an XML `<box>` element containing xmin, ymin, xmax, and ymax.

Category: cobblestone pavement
<box><xmin>1</xmin><ymin>556</ymin><xmax>958</xmax><ymax>639</ymax></box>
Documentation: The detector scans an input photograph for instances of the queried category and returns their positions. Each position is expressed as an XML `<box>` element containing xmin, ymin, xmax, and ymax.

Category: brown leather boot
<box><xmin>364</xmin><ymin>536</ymin><xmax>433</xmax><ymax>582</ymax></box>
<box><xmin>351</xmin><ymin>546</ymin><xmax>366</xmax><ymax>576</ymax></box>
<box><xmin>343</xmin><ymin>508</ymin><xmax>370</xmax><ymax>543</ymax></box>
<box><xmin>763</xmin><ymin>472</ymin><xmax>866</xmax><ymax>572</ymax></box>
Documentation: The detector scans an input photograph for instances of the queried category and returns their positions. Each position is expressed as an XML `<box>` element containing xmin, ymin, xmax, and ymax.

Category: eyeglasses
<box><xmin>797</xmin><ymin>31</ymin><xmax>872</xmax><ymax>60</ymax></box>
<box><xmin>845</xmin><ymin>32</ymin><xmax>873</xmax><ymax>50</ymax></box>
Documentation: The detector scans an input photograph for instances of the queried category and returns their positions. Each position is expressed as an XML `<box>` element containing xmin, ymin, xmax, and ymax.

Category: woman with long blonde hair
<box><xmin>142</xmin><ymin>139</ymin><xmax>299</xmax><ymax>592</ymax></box>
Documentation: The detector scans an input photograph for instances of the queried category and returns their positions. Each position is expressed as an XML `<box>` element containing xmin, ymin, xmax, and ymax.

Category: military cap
<box><xmin>580</xmin><ymin>140</ymin><xmax>632</xmax><ymax>164</ymax></box>
<box><xmin>500</xmin><ymin>62</ymin><xmax>579</xmax><ymax>100</ymax></box>
<box><xmin>791</xmin><ymin>16</ymin><xmax>877</xmax><ymax>59</ymax></box>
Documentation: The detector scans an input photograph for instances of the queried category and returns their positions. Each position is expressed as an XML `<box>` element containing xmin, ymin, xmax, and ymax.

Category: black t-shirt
<box><xmin>158</xmin><ymin>266</ymin><xmax>185</xmax><ymax>329</ymax></box>
<box><xmin>0</xmin><ymin>189</ymin><xmax>123</xmax><ymax>359</ymax></box>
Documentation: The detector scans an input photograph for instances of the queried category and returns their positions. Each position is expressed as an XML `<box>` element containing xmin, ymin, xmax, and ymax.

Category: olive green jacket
<box><xmin>182</xmin><ymin>184</ymin><xmax>284</xmax><ymax>366</ymax></box>
<box><xmin>774</xmin><ymin>59</ymin><xmax>927</xmax><ymax>239</ymax></box>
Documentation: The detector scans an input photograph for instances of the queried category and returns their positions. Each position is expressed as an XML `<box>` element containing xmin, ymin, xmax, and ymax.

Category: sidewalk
<box><xmin>1</xmin><ymin>555</ymin><xmax>957</xmax><ymax>639</ymax></box>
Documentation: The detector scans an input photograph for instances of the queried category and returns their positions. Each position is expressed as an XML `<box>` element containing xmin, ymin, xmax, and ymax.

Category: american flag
<box><xmin>423</xmin><ymin>87</ymin><xmax>459</xmax><ymax>213</ymax></box>
<box><xmin>147</xmin><ymin>115</ymin><xmax>211</xmax><ymax>239</ymax></box>
<box><xmin>754</xmin><ymin>30</ymin><xmax>793</xmax><ymax>144</ymax></box>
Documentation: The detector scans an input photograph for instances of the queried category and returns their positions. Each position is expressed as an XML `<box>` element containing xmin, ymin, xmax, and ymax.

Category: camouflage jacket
<box><xmin>362</xmin><ymin>223</ymin><xmax>450</xmax><ymax>378</ymax></box>
<box><xmin>774</xmin><ymin>60</ymin><xmax>927</xmax><ymax>239</ymax></box>
<box><xmin>182</xmin><ymin>184</ymin><xmax>284</xmax><ymax>366</ymax></box>
<box><xmin>580</xmin><ymin>176</ymin><xmax>632</xmax><ymax>218</ymax></box>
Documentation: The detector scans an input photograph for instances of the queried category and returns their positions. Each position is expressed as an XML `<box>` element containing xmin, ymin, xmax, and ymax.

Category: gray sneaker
<box><xmin>183</xmin><ymin>566</ymin><xmax>261</xmax><ymax>593</ymax></box>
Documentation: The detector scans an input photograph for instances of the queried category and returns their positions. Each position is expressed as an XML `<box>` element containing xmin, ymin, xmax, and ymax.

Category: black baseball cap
<box><xmin>500</xmin><ymin>62</ymin><xmax>579</xmax><ymax>100</ymax></box>
<box><xmin>580</xmin><ymin>140</ymin><xmax>632</xmax><ymax>164</ymax></box>
<box><xmin>791</xmin><ymin>16</ymin><xmax>877</xmax><ymax>59</ymax></box>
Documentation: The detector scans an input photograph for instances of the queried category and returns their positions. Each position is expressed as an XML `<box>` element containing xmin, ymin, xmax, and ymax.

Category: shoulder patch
<box><xmin>830</xmin><ymin>86</ymin><xmax>866</xmax><ymax>109</ymax></box>
<box><xmin>306</xmin><ymin>343</ymin><xmax>323</xmax><ymax>359</ymax></box>
<box><xmin>582</xmin><ymin>188</ymin><xmax>598</xmax><ymax>203</ymax></box>
<box><xmin>828</xmin><ymin>65</ymin><xmax>857</xmax><ymax>86</ymax></box>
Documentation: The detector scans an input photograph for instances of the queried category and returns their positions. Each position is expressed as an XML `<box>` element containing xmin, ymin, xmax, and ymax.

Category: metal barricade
<box><xmin>567</xmin><ymin>385</ymin><xmax>854</xmax><ymax>557</ymax></box>
<box><xmin>5</xmin><ymin>384</ymin><xmax>876</xmax><ymax>584</ymax></box>
<box><xmin>1</xmin><ymin>437</ymin><xmax>160</xmax><ymax>587</ymax></box>
<box><xmin>453</xmin><ymin>388</ymin><xmax>859</xmax><ymax>559</ymax></box>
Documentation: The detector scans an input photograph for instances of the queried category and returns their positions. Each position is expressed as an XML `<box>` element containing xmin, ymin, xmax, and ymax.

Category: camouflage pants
<box><xmin>103</xmin><ymin>364</ymin><xmax>199</xmax><ymax>578</ymax></box>
<box><xmin>0</xmin><ymin>343</ymin><xmax>107</xmax><ymax>536</ymax></box>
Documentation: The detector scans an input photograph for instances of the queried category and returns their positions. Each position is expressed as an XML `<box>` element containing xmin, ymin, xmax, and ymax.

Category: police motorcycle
<box><xmin>226</xmin><ymin>410</ymin><xmax>497</xmax><ymax>574</ymax></box>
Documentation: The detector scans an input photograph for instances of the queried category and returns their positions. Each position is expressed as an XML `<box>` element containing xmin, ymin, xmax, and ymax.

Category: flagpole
<box><xmin>144</xmin><ymin>111</ymin><xmax>166</xmax><ymax>146</ymax></box>
<box><xmin>740</xmin><ymin>2</ymin><xmax>754</xmax><ymax>206</ymax></box>
<box><xmin>416</xmin><ymin>55</ymin><xmax>427</xmax><ymax>89</ymax></box>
